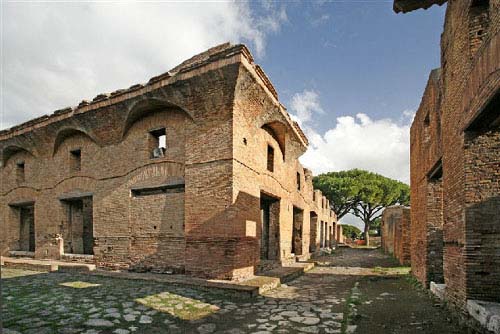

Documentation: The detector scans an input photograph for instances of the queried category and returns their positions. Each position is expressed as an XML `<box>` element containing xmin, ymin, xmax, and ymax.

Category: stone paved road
<box><xmin>1</xmin><ymin>248</ymin><xmax>468</xmax><ymax>334</ymax></box>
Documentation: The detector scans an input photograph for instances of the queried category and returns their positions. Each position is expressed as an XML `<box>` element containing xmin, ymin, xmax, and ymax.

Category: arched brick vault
<box><xmin>122</xmin><ymin>97</ymin><xmax>195</xmax><ymax>139</ymax></box>
<box><xmin>52</xmin><ymin>127</ymin><xmax>100</xmax><ymax>156</ymax></box>
<box><xmin>261</xmin><ymin>122</ymin><xmax>287</xmax><ymax>160</ymax></box>
<box><xmin>1</xmin><ymin>145</ymin><xmax>35</xmax><ymax>167</ymax></box>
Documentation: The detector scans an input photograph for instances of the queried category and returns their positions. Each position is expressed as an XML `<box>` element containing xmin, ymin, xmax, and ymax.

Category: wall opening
<box><xmin>19</xmin><ymin>205</ymin><xmax>35</xmax><ymax>252</ymax></box>
<box><xmin>329</xmin><ymin>226</ymin><xmax>333</xmax><ymax>248</ymax></box>
<box><xmin>469</xmin><ymin>0</ymin><xmax>490</xmax><ymax>57</ymax></box>
<box><xmin>70</xmin><ymin>149</ymin><xmax>81</xmax><ymax>172</ymax></box>
<box><xmin>296</xmin><ymin>172</ymin><xmax>301</xmax><ymax>191</ymax></box>
<box><xmin>320</xmin><ymin>220</ymin><xmax>324</xmax><ymax>248</ymax></box>
<box><xmin>324</xmin><ymin>222</ymin><xmax>329</xmax><ymax>248</ymax></box>
<box><xmin>267</xmin><ymin>145</ymin><xmax>274</xmax><ymax>172</ymax></box>
<box><xmin>464</xmin><ymin>93</ymin><xmax>500</xmax><ymax>300</ymax></box>
<box><xmin>16</xmin><ymin>161</ymin><xmax>25</xmax><ymax>183</ymax></box>
<box><xmin>149</xmin><ymin>128</ymin><xmax>166</xmax><ymax>159</ymax></box>
<box><xmin>292</xmin><ymin>207</ymin><xmax>304</xmax><ymax>255</ymax></box>
<box><xmin>309</xmin><ymin>212</ymin><xmax>318</xmax><ymax>253</ymax></box>
<box><xmin>260</xmin><ymin>193</ymin><xmax>280</xmax><ymax>260</ymax></box>
<box><xmin>61</xmin><ymin>197</ymin><xmax>93</xmax><ymax>255</ymax></box>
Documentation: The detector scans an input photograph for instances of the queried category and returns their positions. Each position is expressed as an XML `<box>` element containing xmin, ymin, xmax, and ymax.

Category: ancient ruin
<box><xmin>397</xmin><ymin>0</ymin><xmax>500</xmax><ymax>320</ymax></box>
<box><xmin>381</xmin><ymin>206</ymin><xmax>411</xmax><ymax>266</ymax></box>
<box><xmin>0</xmin><ymin>43</ymin><xmax>337</xmax><ymax>280</ymax></box>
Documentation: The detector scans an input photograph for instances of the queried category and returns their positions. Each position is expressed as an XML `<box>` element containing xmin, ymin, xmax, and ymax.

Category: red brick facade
<box><xmin>0</xmin><ymin>44</ymin><xmax>336</xmax><ymax>280</ymax></box>
<box><xmin>398</xmin><ymin>0</ymin><xmax>500</xmax><ymax>313</ymax></box>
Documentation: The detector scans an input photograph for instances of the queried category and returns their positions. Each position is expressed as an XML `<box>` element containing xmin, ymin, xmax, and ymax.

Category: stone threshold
<box><xmin>430</xmin><ymin>281</ymin><xmax>446</xmax><ymax>300</ymax></box>
<box><xmin>1</xmin><ymin>256</ymin><xmax>314</xmax><ymax>298</ymax></box>
<box><xmin>467</xmin><ymin>300</ymin><xmax>500</xmax><ymax>334</ymax></box>
<box><xmin>1</xmin><ymin>256</ymin><xmax>95</xmax><ymax>272</ymax></box>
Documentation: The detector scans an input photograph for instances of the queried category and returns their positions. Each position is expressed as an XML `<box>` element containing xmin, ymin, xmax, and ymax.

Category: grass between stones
<box><xmin>341</xmin><ymin>281</ymin><xmax>361</xmax><ymax>334</ymax></box>
<box><xmin>372</xmin><ymin>266</ymin><xmax>411</xmax><ymax>275</ymax></box>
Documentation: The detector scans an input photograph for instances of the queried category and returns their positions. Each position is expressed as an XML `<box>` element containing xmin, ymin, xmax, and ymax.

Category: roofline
<box><xmin>1</xmin><ymin>43</ymin><xmax>308</xmax><ymax>148</ymax></box>
<box><xmin>393</xmin><ymin>0</ymin><xmax>447</xmax><ymax>13</ymax></box>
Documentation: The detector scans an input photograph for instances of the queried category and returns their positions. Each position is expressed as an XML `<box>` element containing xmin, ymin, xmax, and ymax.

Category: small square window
<box><xmin>16</xmin><ymin>161</ymin><xmax>25</xmax><ymax>183</ymax></box>
<box><xmin>267</xmin><ymin>145</ymin><xmax>274</xmax><ymax>172</ymax></box>
<box><xmin>150</xmin><ymin>128</ymin><xmax>166</xmax><ymax>159</ymax></box>
<box><xmin>70</xmin><ymin>149</ymin><xmax>81</xmax><ymax>172</ymax></box>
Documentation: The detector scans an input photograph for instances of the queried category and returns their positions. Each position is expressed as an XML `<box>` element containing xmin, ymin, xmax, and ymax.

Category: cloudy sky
<box><xmin>1</xmin><ymin>1</ymin><xmax>445</xmax><ymax>227</ymax></box>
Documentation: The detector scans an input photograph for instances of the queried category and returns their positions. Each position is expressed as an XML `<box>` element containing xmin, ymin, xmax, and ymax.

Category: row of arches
<box><xmin>1</xmin><ymin>98</ymin><xmax>195</xmax><ymax>167</ymax></box>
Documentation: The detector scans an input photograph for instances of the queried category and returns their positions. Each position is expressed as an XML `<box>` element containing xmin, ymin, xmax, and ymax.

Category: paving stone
<box><xmin>84</xmin><ymin>319</ymin><xmax>115</xmax><ymax>327</ymax></box>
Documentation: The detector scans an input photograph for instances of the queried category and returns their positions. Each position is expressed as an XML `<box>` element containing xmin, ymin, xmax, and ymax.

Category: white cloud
<box><xmin>301</xmin><ymin>112</ymin><xmax>411</xmax><ymax>184</ymax></box>
<box><xmin>289</xmin><ymin>90</ymin><xmax>411</xmax><ymax>227</ymax></box>
<box><xmin>290</xmin><ymin>90</ymin><xmax>324</xmax><ymax>124</ymax></box>
<box><xmin>1</xmin><ymin>2</ymin><xmax>287</xmax><ymax>129</ymax></box>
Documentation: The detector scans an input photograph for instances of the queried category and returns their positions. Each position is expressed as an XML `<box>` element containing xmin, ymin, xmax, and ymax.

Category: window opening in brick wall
<box><xmin>131</xmin><ymin>183</ymin><xmax>185</xmax><ymax>197</ymax></box>
<box><xmin>70</xmin><ymin>149</ymin><xmax>81</xmax><ymax>172</ymax></box>
<box><xmin>469</xmin><ymin>0</ymin><xmax>490</xmax><ymax>57</ymax></box>
<box><xmin>267</xmin><ymin>145</ymin><xmax>274</xmax><ymax>172</ymax></box>
<box><xmin>297</xmin><ymin>172</ymin><xmax>301</xmax><ymax>191</ymax></box>
<box><xmin>150</xmin><ymin>128</ymin><xmax>166</xmax><ymax>158</ymax></box>
<box><xmin>16</xmin><ymin>161</ymin><xmax>25</xmax><ymax>183</ymax></box>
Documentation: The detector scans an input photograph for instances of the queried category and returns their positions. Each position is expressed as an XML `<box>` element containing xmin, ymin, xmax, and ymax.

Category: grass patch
<box><xmin>372</xmin><ymin>266</ymin><xmax>411</xmax><ymax>275</ymax></box>
<box><xmin>405</xmin><ymin>275</ymin><xmax>424</xmax><ymax>290</ymax></box>
<box><xmin>1</xmin><ymin>267</ymin><xmax>43</xmax><ymax>279</ymax></box>
<box><xmin>135</xmin><ymin>292</ymin><xmax>219</xmax><ymax>320</ymax></box>
<box><xmin>59</xmin><ymin>281</ymin><xmax>101</xmax><ymax>289</ymax></box>
<box><xmin>341</xmin><ymin>282</ymin><xmax>362</xmax><ymax>334</ymax></box>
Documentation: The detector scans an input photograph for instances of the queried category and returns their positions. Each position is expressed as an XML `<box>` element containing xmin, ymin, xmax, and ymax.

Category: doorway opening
<box><xmin>19</xmin><ymin>205</ymin><xmax>35</xmax><ymax>252</ymax></box>
<box><xmin>309</xmin><ymin>212</ymin><xmax>318</xmax><ymax>253</ymax></box>
<box><xmin>292</xmin><ymin>207</ymin><xmax>304</xmax><ymax>255</ymax></box>
<box><xmin>61</xmin><ymin>197</ymin><xmax>94</xmax><ymax>255</ymax></box>
<box><xmin>260</xmin><ymin>193</ymin><xmax>280</xmax><ymax>260</ymax></box>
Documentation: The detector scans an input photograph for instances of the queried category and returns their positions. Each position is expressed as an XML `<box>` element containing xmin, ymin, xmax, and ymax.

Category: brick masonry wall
<box><xmin>0</xmin><ymin>44</ymin><xmax>337</xmax><ymax>279</ymax></box>
<box><xmin>407</xmin><ymin>0</ymin><xmax>500</xmax><ymax>312</ymax></box>
<box><xmin>382</xmin><ymin>206</ymin><xmax>411</xmax><ymax>266</ymax></box>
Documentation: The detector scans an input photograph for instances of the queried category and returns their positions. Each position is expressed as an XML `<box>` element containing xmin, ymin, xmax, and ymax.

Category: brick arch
<box><xmin>1</xmin><ymin>145</ymin><xmax>35</xmax><ymax>167</ymax></box>
<box><xmin>53</xmin><ymin>128</ymin><xmax>99</xmax><ymax>156</ymax></box>
<box><xmin>122</xmin><ymin>98</ymin><xmax>195</xmax><ymax>139</ymax></box>
<box><xmin>261</xmin><ymin>121</ymin><xmax>287</xmax><ymax>161</ymax></box>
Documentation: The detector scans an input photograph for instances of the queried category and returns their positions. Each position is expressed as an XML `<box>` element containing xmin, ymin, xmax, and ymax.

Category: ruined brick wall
<box><xmin>410</xmin><ymin>68</ymin><xmax>443</xmax><ymax>286</ymax></box>
<box><xmin>0</xmin><ymin>44</ymin><xmax>242</xmax><ymax>277</ymax></box>
<box><xmin>395</xmin><ymin>208</ymin><xmax>411</xmax><ymax>266</ymax></box>
<box><xmin>406</xmin><ymin>0</ymin><xmax>500</xmax><ymax>311</ymax></box>
<box><xmin>439</xmin><ymin>0</ymin><xmax>499</xmax><ymax>310</ymax></box>
<box><xmin>382</xmin><ymin>206</ymin><xmax>411</xmax><ymax>265</ymax></box>
<box><xmin>1</xmin><ymin>43</ymin><xmax>337</xmax><ymax>279</ymax></box>
<box><xmin>231</xmin><ymin>60</ymin><xmax>336</xmax><ymax>265</ymax></box>
<box><xmin>381</xmin><ymin>208</ymin><xmax>398</xmax><ymax>255</ymax></box>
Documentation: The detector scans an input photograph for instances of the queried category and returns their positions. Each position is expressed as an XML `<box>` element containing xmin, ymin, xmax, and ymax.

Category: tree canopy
<box><xmin>313</xmin><ymin>169</ymin><xmax>410</xmax><ymax>245</ymax></box>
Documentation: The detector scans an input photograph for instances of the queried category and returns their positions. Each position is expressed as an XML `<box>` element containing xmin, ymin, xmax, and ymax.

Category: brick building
<box><xmin>381</xmin><ymin>206</ymin><xmax>411</xmax><ymax>266</ymax></box>
<box><xmin>0</xmin><ymin>43</ymin><xmax>337</xmax><ymax>280</ymax></box>
<box><xmin>396</xmin><ymin>0</ymin><xmax>500</xmax><ymax>314</ymax></box>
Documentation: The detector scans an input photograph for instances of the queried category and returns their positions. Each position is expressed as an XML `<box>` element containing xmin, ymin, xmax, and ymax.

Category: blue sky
<box><xmin>255</xmin><ymin>2</ymin><xmax>445</xmax><ymax>134</ymax></box>
<box><xmin>2</xmin><ymin>1</ymin><xmax>446</xmax><ymax>227</ymax></box>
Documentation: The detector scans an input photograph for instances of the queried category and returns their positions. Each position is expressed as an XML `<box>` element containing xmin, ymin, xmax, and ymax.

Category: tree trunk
<box><xmin>364</xmin><ymin>221</ymin><xmax>370</xmax><ymax>246</ymax></box>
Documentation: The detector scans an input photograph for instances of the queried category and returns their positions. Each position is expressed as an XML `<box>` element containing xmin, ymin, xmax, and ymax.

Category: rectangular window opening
<box><xmin>131</xmin><ymin>183</ymin><xmax>185</xmax><ymax>197</ymax></box>
<box><xmin>297</xmin><ymin>172</ymin><xmax>301</xmax><ymax>191</ymax></box>
<box><xmin>150</xmin><ymin>128</ymin><xmax>167</xmax><ymax>159</ymax></box>
<box><xmin>70</xmin><ymin>149</ymin><xmax>82</xmax><ymax>172</ymax></box>
<box><xmin>267</xmin><ymin>145</ymin><xmax>274</xmax><ymax>172</ymax></box>
<box><xmin>16</xmin><ymin>161</ymin><xmax>25</xmax><ymax>183</ymax></box>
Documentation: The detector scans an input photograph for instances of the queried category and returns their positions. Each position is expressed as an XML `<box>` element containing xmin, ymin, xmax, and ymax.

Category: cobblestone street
<box><xmin>2</xmin><ymin>248</ymin><xmax>468</xmax><ymax>334</ymax></box>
